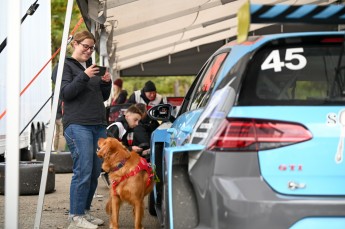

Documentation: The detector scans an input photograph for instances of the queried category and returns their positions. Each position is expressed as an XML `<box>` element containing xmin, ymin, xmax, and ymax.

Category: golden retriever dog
<box><xmin>97</xmin><ymin>137</ymin><xmax>154</xmax><ymax>229</ymax></box>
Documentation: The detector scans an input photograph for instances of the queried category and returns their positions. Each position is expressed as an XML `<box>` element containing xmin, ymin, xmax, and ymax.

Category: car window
<box><xmin>239</xmin><ymin>37</ymin><xmax>345</xmax><ymax>105</ymax></box>
<box><xmin>189</xmin><ymin>52</ymin><xmax>228</xmax><ymax>110</ymax></box>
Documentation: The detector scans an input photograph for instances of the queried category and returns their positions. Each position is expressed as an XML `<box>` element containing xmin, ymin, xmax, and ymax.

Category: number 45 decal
<box><xmin>261</xmin><ymin>48</ymin><xmax>307</xmax><ymax>72</ymax></box>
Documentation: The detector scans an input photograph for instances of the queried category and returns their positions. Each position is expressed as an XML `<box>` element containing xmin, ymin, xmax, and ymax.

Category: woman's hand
<box><xmin>84</xmin><ymin>64</ymin><xmax>99</xmax><ymax>78</ymax></box>
<box><xmin>101</xmin><ymin>71</ymin><xmax>111</xmax><ymax>82</ymax></box>
<box><xmin>84</xmin><ymin>65</ymin><xmax>111</xmax><ymax>82</ymax></box>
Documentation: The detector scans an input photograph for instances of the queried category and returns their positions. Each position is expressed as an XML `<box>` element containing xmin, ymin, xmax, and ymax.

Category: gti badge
<box><xmin>279</xmin><ymin>164</ymin><xmax>302</xmax><ymax>171</ymax></box>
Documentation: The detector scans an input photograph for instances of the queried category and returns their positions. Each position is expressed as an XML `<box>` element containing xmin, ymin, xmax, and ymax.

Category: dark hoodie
<box><xmin>54</xmin><ymin>57</ymin><xmax>112</xmax><ymax>130</ymax></box>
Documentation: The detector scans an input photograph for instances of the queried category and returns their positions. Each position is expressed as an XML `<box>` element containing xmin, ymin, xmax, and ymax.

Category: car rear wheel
<box><xmin>166</xmin><ymin>165</ymin><xmax>198</xmax><ymax>229</ymax></box>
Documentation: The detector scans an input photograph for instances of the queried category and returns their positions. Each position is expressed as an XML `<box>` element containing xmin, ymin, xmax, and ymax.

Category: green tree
<box><xmin>51</xmin><ymin>0</ymin><xmax>86</xmax><ymax>67</ymax></box>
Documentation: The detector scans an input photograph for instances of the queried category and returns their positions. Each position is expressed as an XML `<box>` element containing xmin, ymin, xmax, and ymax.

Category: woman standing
<box><xmin>60</xmin><ymin>30</ymin><xmax>112</xmax><ymax>229</ymax></box>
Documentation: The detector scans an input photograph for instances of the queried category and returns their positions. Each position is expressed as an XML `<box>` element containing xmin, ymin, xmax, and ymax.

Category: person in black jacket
<box><xmin>132</xmin><ymin>103</ymin><xmax>151</xmax><ymax>158</ymax></box>
<box><xmin>110</xmin><ymin>78</ymin><xmax>127</xmax><ymax>106</ymax></box>
<box><xmin>127</xmin><ymin>80</ymin><xmax>166</xmax><ymax>107</ymax></box>
<box><xmin>57</xmin><ymin>30</ymin><xmax>111</xmax><ymax>229</ymax></box>
<box><xmin>106</xmin><ymin>103</ymin><xmax>145</xmax><ymax>153</ymax></box>
<box><xmin>127</xmin><ymin>81</ymin><xmax>166</xmax><ymax>144</ymax></box>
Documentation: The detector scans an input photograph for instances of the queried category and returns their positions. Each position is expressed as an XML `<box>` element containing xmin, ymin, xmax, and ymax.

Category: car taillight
<box><xmin>207</xmin><ymin>118</ymin><xmax>312</xmax><ymax>151</ymax></box>
<box><xmin>321</xmin><ymin>38</ymin><xmax>344</xmax><ymax>43</ymax></box>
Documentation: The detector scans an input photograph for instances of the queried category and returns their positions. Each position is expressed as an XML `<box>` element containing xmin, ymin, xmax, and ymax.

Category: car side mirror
<box><xmin>147</xmin><ymin>104</ymin><xmax>173</xmax><ymax>122</ymax></box>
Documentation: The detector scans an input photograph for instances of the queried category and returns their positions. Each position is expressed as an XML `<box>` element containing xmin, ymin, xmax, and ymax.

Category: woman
<box><xmin>110</xmin><ymin>78</ymin><xmax>127</xmax><ymax>106</ymax></box>
<box><xmin>108</xmin><ymin>78</ymin><xmax>128</xmax><ymax>123</ymax></box>
<box><xmin>60</xmin><ymin>30</ymin><xmax>112</xmax><ymax>229</ymax></box>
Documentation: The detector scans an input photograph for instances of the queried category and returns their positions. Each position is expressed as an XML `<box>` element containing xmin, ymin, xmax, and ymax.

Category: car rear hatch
<box><xmin>227</xmin><ymin>106</ymin><xmax>345</xmax><ymax>196</ymax></box>
<box><xmin>219</xmin><ymin>34</ymin><xmax>345</xmax><ymax>196</ymax></box>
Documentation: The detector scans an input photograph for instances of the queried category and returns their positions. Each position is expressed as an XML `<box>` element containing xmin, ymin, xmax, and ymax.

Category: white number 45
<box><xmin>261</xmin><ymin>48</ymin><xmax>307</xmax><ymax>72</ymax></box>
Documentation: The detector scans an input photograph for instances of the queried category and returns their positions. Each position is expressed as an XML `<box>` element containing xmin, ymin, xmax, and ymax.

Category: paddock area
<box><xmin>0</xmin><ymin>173</ymin><xmax>160</xmax><ymax>229</ymax></box>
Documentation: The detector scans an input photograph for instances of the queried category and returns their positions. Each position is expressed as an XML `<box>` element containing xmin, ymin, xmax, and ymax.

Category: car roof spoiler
<box><xmin>237</xmin><ymin>1</ymin><xmax>345</xmax><ymax>43</ymax></box>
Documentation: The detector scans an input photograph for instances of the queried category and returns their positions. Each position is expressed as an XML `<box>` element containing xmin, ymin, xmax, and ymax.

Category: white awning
<box><xmin>77</xmin><ymin>0</ymin><xmax>338</xmax><ymax>73</ymax></box>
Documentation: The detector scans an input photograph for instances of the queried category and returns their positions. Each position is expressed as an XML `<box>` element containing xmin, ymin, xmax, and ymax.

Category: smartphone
<box><xmin>95</xmin><ymin>66</ymin><xmax>107</xmax><ymax>76</ymax></box>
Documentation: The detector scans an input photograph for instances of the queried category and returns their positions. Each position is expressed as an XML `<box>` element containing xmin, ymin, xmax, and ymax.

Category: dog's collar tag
<box><xmin>112</xmin><ymin>159</ymin><xmax>127</xmax><ymax>172</ymax></box>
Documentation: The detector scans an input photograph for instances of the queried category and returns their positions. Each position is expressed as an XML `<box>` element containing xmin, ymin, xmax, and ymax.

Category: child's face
<box><xmin>125</xmin><ymin>112</ymin><xmax>142</xmax><ymax>128</ymax></box>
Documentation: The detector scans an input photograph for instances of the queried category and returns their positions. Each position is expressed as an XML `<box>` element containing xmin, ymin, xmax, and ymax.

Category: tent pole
<box><xmin>33</xmin><ymin>0</ymin><xmax>74</xmax><ymax>227</ymax></box>
<box><xmin>5</xmin><ymin>0</ymin><xmax>21</xmax><ymax>228</ymax></box>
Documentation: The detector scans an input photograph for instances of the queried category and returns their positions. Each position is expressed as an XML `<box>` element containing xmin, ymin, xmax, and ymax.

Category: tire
<box><xmin>30</xmin><ymin>122</ymin><xmax>38</xmax><ymax>159</ymax></box>
<box><xmin>41</xmin><ymin>121</ymin><xmax>46</xmax><ymax>143</ymax></box>
<box><xmin>36</xmin><ymin>151</ymin><xmax>73</xmax><ymax>173</ymax></box>
<box><xmin>36</xmin><ymin>122</ymin><xmax>43</xmax><ymax>152</ymax></box>
<box><xmin>0</xmin><ymin>161</ymin><xmax>55</xmax><ymax>195</ymax></box>
<box><xmin>148</xmin><ymin>190</ymin><xmax>157</xmax><ymax>216</ymax></box>
<box><xmin>20</xmin><ymin>147</ymin><xmax>33</xmax><ymax>161</ymax></box>
<box><xmin>170</xmin><ymin>165</ymin><xmax>198</xmax><ymax>229</ymax></box>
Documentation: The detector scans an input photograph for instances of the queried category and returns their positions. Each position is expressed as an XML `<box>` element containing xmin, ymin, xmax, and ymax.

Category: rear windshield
<box><xmin>238</xmin><ymin>36</ymin><xmax>345</xmax><ymax>105</ymax></box>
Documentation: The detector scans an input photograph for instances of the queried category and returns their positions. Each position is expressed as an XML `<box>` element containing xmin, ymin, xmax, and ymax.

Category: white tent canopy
<box><xmin>76</xmin><ymin>0</ymin><xmax>339</xmax><ymax>76</ymax></box>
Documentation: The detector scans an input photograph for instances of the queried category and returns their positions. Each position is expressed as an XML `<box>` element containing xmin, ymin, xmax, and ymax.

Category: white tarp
<box><xmin>0</xmin><ymin>1</ymin><xmax>52</xmax><ymax>153</ymax></box>
<box><xmin>77</xmin><ymin>0</ymin><xmax>338</xmax><ymax>73</ymax></box>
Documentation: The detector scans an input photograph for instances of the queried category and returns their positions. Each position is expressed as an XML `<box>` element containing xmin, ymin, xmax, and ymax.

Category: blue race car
<box><xmin>148</xmin><ymin>3</ymin><xmax>345</xmax><ymax>229</ymax></box>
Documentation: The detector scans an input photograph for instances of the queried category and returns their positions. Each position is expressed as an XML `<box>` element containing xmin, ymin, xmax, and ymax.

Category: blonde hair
<box><xmin>111</xmin><ymin>85</ymin><xmax>121</xmax><ymax>102</ymax></box>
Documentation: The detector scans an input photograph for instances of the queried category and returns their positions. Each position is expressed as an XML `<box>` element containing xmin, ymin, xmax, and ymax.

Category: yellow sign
<box><xmin>237</xmin><ymin>0</ymin><xmax>250</xmax><ymax>43</ymax></box>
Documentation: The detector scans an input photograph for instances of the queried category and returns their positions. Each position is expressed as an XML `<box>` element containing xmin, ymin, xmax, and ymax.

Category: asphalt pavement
<box><xmin>0</xmin><ymin>172</ymin><xmax>161</xmax><ymax>229</ymax></box>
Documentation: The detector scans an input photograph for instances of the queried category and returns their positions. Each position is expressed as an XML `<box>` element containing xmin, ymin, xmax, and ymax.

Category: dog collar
<box><xmin>111</xmin><ymin>159</ymin><xmax>127</xmax><ymax>172</ymax></box>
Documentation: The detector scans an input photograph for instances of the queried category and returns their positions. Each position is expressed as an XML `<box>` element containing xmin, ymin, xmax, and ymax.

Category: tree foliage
<box><xmin>51</xmin><ymin>0</ymin><xmax>86</xmax><ymax>67</ymax></box>
<box><xmin>122</xmin><ymin>76</ymin><xmax>195</xmax><ymax>97</ymax></box>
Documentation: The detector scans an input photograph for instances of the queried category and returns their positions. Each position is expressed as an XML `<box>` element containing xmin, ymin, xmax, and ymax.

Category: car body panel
<box><xmin>163</xmin><ymin>144</ymin><xmax>205</xmax><ymax>229</ymax></box>
<box><xmin>230</xmin><ymin>105</ymin><xmax>345</xmax><ymax>196</ymax></box>
<box><xmin>168</xmin><ymin>109</ymin><xmax>203</xmax><ymax>147</ymax></box>
<box><xmin>150</xmin><ymin>30</ymin><xmax>345</xmax><ymax>228</ymax></box>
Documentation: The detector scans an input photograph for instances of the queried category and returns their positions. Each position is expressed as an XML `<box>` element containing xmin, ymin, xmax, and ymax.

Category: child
<box><xmin>106</xmin><ymin>103</ymin><xmax>146</xmax><ymax>153</ymax></box>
